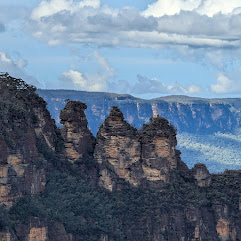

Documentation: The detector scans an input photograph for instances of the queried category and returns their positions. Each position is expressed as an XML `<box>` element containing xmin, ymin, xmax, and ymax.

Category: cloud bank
<box><xmin>28</xmin><ymin>0</ymin><xmax>241</xmax><ymax>49</ymax></box>
<box><xmin>59</xmin><ymin>51</ymin><xmax>202</xmax><ymax>95</ymax></box>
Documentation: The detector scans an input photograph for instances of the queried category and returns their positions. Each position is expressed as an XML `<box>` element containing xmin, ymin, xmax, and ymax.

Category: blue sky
<box><xmin>1</xmin><ymin>0</ymin><xmax>241</xmax><ymax>99</ymax></box>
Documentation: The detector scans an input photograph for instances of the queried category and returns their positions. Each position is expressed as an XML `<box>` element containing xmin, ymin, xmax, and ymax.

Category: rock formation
<box><xmin>38</xmin><ymin>89</ymin><xmax>239</xmax><ymax>136</ymax></box>
<box><xmin>0</xmin><ymin>75</ymin><xmax>241</xmax><ymax>241</ymax></box>
<box><xmin>94</xmin><ymin>106</ymin><xmax>142</xmax><ymax>191</ymax></box>
<box><xmin>94</xmin><ymin>107</ymin><xmax>189</xmax><ymax>191</ymax></box>
<box><xmin>139</xmin><ymin>116</ymin><xmax>181</xmax><ymax>184</ymax></box>
<box><xmin>0</xmin><ymin>73</ymin><xmax>57</xmax><ymax>207</ymax></box>
<box><xmin>192</xmin><ymin>163</ymin><xmax>212</xmax><ymax>187</ymax></box>
<box><xmin>60</xmin><ymin>101</ymin><xmax>95</xmax><ymax>163</ymax></box>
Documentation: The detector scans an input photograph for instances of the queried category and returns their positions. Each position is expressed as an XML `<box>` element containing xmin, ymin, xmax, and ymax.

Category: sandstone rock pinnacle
<box><xmin>60</xmin><ymin>101</ymin><xmax>95</xmax><ymax>163</ymax></box>
<box><xmin>94</xmin><ymin>107</ymin><xmax>187</xmax><ymax>191</ymax></box>
<box><xmin>192</xmin><ymin>163</ymin><xmax>212</xmax><ymax>187</ymax></box>
<box><xmin>94</xmin><ymin>106</ymin><xmax>141</xmax><ymax>191</ymax></box>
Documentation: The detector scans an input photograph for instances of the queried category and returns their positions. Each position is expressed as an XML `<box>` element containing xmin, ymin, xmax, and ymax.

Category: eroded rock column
<box><xmin>140</xmin><ymin>116</ymin><xmax>180</xmax><ymax>183</ymax></box>
<box><xmin>60</xmin><ymin>101</ymin><xmax>95</xmax><ymax>163</ymax></box>
<box><xmin>94</xmin><ymin>106</ymin><xmax>142</xmax><ymax>191</ymax></box>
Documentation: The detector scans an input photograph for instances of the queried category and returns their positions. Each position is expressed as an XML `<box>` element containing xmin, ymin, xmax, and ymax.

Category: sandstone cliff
<box><xmin>0</xmin><ymin>74</ymin><xmax>58</xmax><ymax>207</ymax></box>
<box><xmin>38</xmin><ymin>89</ymin><xmax>241</xmax><ymax>172</ymax></box>
<box><xmin>37</xmin><ymin>89</ymin><xmax>239</xmax><ymax>136</ymax></box>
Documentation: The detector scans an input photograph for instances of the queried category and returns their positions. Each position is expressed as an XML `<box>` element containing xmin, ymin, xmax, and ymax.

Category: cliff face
<box><xmin>0</xmin><ymin>74</ymin><xmax>58</xmax><ymax>207</ymax></box>
<box><xmin>37</xmin><ymin>89</ymin><xmax>239</xmax><ymax>135</ymax></box>
<box><xmin>94</xmin><ymin>107</ymin><xmax>188</xmax><ymax>191</ymax></box>
<box><xmin>37</xmin><ymin>90</ymin><xmax>241</xmax><ymax>172</ymax></box>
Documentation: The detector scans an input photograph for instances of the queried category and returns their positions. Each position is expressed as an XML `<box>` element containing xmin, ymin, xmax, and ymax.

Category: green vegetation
<box><xmin>0</xmin><ymin>205</ymin><xmax>12</xmax><ymax>230</ymax></box>
<box><xmin>0</xmin><ymin>73</ymin><xmax>47</xmax><ymax>150</ymax></box>
<box><xmin>0</xmin><ymin>167</ymin><xmax>239</xmax><ymax>240</ymax></box>
<box><xmin>177</xmin><ymin>130</ymin><xmax>241</xmax><ymax>172</ymax></box>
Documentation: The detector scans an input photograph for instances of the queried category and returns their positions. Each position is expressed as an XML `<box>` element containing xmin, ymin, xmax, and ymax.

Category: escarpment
<box><xmin>0</xmin><ymin>74</ymin><xmax>58</xmax><ymax>207</ymax></box>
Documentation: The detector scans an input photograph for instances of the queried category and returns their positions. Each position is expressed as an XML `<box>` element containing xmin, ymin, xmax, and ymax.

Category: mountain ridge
<box><xmin>37</xmin><ymin>89</ymin><xmax>241</xmax><ymax>172</ymax></box>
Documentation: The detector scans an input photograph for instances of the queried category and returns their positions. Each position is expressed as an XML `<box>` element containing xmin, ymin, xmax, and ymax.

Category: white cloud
<box><xmin>59</xmin><ymin>50</ymin><xmax>114</xmax><ymax>91</ymax></box>
<box><xmin>31</xmin><ymin>0</ymin><xmax>100</xmax><ymax>20</ymax></box>
<box><xmin>197</xmin><ymin>0</ymin><xmax>241</xmax><ymax>17</ymax></box>
<box><xmin>93</xmin><ymin>50</ymin><xmax>115</xmax><ymax>76</ymax></box>
<box><xmin>110</xmin><ymin>75</ymin><xmax>203</xmax><ymax>95</ymax></box>
<box><xmin>143</xmin><ymin>0</ymin><xmax>241</xmax><ymax>17</ymax></box>
<box><xmin>0</xmin><ymin>52</ymin><xmax>11</xmax><ymax>64</ymax></box>
<box><xmin>187</xmin><ymin>84</ymin><xmax>203</xmax><ymax>94</ymax></box>
<box><xmin>60</xmin><ymin>69</ymin><xmax>108</xmax><ymax>91</ymax></box>
<box><xmin>61</xmin><ymin>70</ymin><xmax>203</xmax><ymax>95</ymax></box>
<box><xmin>27</xmin><ymin>0</ymin><xmax>241</xmax><ymax>51</ymax></box>
<box><xmin>0</xmin><ymin>51</ymin><xmax>40</xmax><ymax>87</ymax></box>
<box><xmin>210</xmin><ymin>72</ymin><xmax>241</xmax><ymax>94</ymax></box>
<box><xmin>59</xmin><ymin>51</ymin><xmax>203</xmax><ymax>95</ymax></box>
<box><xmin>143</xmin><ymin>0</ymin><xmax>201</xmax><ymax>17</ymax></box>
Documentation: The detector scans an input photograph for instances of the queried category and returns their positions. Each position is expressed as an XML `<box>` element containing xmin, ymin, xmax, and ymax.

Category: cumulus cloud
<box><xmin>61</xmin><ymin>70</ymin><xmax>203</xmax><ymax>96</ymax></box>
<box><xmin>59</xmin><ymin>50</ymin><xmax>202</xmax><ymax>95</ymax></box>
<box><xmin>27</xmin><ymin>0</ymin><xmax>241</xmax><ymax>49</ymax></box>
<box><xmin>142</xmin><ymin>0</ymin><xmax>201</xmax><ymax>17</ymax></box>
<box><xmin>210</xmin><ymin>71</ymin><xmax>241</xmax><ymax>94</ymax></box>
<box><xmin>143</xmin><ymin>0</ymin><xmax>241</xmax><ymax>17</ymax></box>
<box><xmin>59</xmin><ymin>50</ymin><xmax>114</xmax><ymax>91</ymax></box>
<box><xmin>31</xmin><ymin>0</ymin><xmax>100</xmax><ymax>20</ymax></box>
<box><xmin>60</xmin><ymin>69</ymin><xmax>108</xmax><ymax>91</ymax></box>
<box><xmin>0</xmin><ymin>51</ymin><xmax>40</xmax><ymax>87</ymax></box>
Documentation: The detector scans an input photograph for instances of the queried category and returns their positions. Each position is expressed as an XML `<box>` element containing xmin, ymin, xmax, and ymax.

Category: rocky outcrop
<box><xmin>0</xmin><ymin>129</ymin><xmax>46</xmax><ymax>207</ymax></box>
<box><xmin>94</xmin><ymin>107</ymin><xmax>142</xmax><ymax>191</ymax></box>
<box><xmin>48</xmin><ymin>222</ymin><xmax>72</xmax><ymax>241</ymax></box>
<box><xmin>140</xmin><ymin>117</ymin><xmax>181</xmax><ymax>184</ymax></box>
<box><xmin>60</xmin><ymin>101</ymin><xmax>95</xmax><ymax>163</ymax></box>
<box><xmin>94</xmin><ymin>107</ymin><xmax>188</xmax><ymax>191</ymax></box>
<box><xmin>0</xmin><ymin>74</ymin><xmax>58</xmax><ymax>207</ymax></box>
<box><xmin>38</xmin><ymin>90</ymin><xmax>241</xmax><ymax>173</ymax></box>
<box><xmin>192</xmin><ymin>163</ymin><xmax>212</xmax><ymax>187</ymax></box>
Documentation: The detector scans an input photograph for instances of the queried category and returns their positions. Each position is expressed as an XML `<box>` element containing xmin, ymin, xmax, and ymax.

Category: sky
<box><xmin>1</xmin><ymin>0</ymin><xmax>241</xmax><ymax>99</ymax></box>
